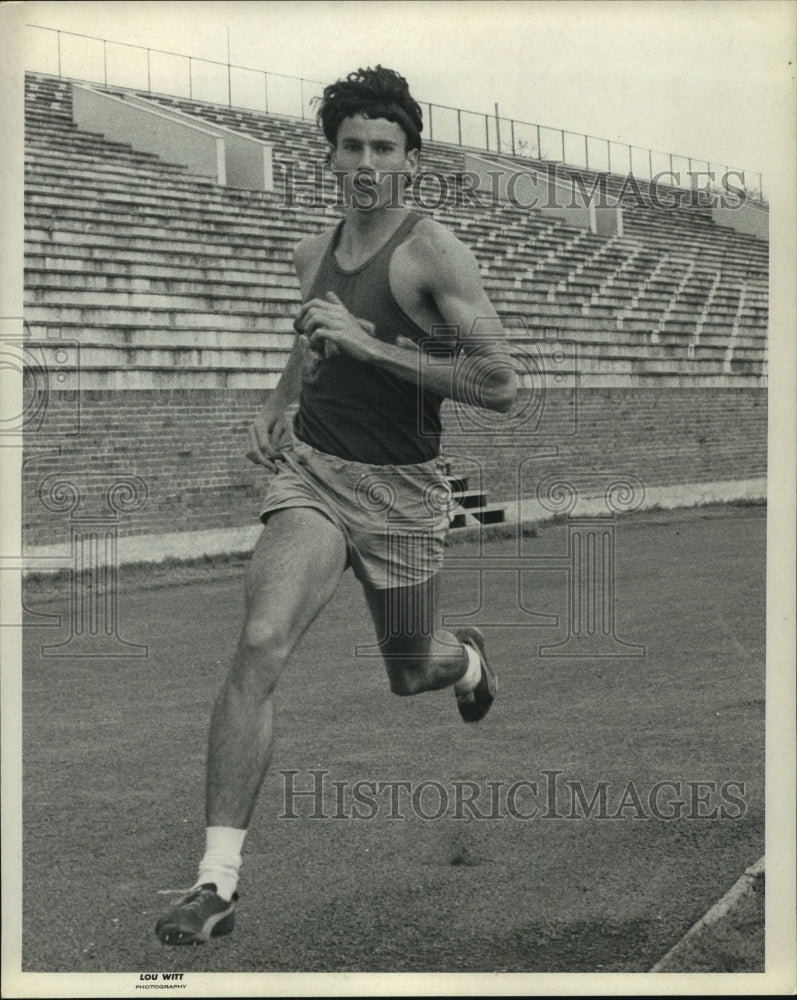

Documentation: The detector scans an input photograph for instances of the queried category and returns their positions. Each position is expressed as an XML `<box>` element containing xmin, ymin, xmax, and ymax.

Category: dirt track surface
<box><xmin>21</xmin><ymin>506</ymin><xmax>765</xmax><ymax>973</ymax></box>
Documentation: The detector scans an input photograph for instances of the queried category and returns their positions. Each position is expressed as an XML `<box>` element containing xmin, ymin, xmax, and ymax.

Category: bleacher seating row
<box><xmin>24</xmin><ymin>72</ymin><xmax>768</xmax><ymax>389</ymax></box>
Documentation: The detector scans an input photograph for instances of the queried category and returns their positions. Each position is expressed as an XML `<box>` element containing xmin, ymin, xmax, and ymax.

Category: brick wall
<box><xmin>444</xmin><ymin>386</ymin><xmax>766</xmax><ymax>501</ymax></box>
<box><xmin>22</xmin><ymin>387</ymin><xmax>767</xmax><ymax>553</ymax></box>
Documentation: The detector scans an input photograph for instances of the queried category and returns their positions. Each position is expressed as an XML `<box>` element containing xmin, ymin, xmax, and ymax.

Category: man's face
<box><xmin>330</xmin><ymin>114</ymin><xmax>419</xmax><ymax>211</ymax></box>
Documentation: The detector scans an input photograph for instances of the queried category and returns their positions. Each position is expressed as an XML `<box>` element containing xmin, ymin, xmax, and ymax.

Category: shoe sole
<box><xmin>156</xmin><ymin>907</ymin><xmax>236</xmax><ymax>946</ymax></box>
<box><xmin>454</xmin><ymin>627</ymin><xmax>497</xmax><ymax>723</ymax></box>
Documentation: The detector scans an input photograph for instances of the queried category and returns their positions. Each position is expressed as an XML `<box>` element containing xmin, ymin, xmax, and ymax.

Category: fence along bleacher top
<box><xmin>24</xmin><ymin>21</ymin><xmax>766</xmax><ymax>204</ymax></box>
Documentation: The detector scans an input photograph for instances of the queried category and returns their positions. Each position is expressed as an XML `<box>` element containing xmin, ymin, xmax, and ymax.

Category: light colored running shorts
<box><xmin>259</xmin><ymin>431</ymin><xmax>453</xmax><ymax>590</ymax></box>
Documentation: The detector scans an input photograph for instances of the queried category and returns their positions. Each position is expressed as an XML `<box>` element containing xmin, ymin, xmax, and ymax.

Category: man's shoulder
<box><xmin>407</xmin><ymin>214</ymin><xmax>467</xmax><ymax>254</ymax></box>
<box><xmin>403</xmin><ymin>214</ymin><xmax>479</xmax><ymax>284</ymax></box>
<box><xmin>293</xmin><ymin>225</ymin><xmax>337</xmax><ymax>270</ymax></box>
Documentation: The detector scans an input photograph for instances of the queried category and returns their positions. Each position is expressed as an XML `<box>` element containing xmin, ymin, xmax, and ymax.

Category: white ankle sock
<box><xmin>195</xmin><ymin>826</ymin><xmax>246</xmax><ymax>902</ymax></box>
<box><xmin>454</xmin><ymin>642</ymin><xmax>482</xmax><ymax>696</ymax></box>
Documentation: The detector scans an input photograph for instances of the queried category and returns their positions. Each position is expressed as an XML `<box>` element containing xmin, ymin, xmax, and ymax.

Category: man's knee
<box><xmin>388</xmin><ymin>669</ymin><xmax>427</xmax><ymax>697</ymax></box>
<box><xmin>383</xmin><ymin>652</ymin><xmax>429</xmax><ymax>696</ymax></box>
<box><xmin>242</xmin><ymin>617</ymin><xmax>291</xmax><ymax>660</ymax></box>
<box><xmin>383</xmin><ymin>636</ymin><xmax>465</xmax><ymax>696</ymax></box>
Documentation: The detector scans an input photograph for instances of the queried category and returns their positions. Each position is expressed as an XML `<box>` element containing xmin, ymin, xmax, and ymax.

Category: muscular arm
<box><xmin>271</xmin><ymin>334</ymin><xmax>306</xmax><ymax>409</ymax></box>
<box><xmin>298</xmin><ymin>224</ymin><xmax>517</xmax><ymax>413</ymax></box>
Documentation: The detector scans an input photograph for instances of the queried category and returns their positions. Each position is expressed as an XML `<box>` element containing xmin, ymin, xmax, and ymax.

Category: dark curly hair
<box><xmin>315</xmin><ymin>65</ymin><xmax>423</xmax><ymax>153</ymax></box>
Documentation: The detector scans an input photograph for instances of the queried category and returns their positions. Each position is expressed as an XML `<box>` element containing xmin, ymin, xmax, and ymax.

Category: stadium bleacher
<box><xmin>21</xmin><ymin>71</ymin><xmax>768</xmax><ymax>558</ymax></box>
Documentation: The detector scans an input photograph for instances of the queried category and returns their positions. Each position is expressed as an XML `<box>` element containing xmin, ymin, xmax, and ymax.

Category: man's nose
<box><xmin>357</xmin><ymin>148</ymin><xmax>374</xmax><ymax>171</ymax></box>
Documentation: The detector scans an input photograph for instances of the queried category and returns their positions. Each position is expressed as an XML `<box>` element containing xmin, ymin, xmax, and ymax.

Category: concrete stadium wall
<box><xmin>463</xmin><ymin>152</ymin><xmax>624</xmax><ymax>237</ymax></box>
<box><xmin>117</xmin><ymin>92</ymin><xmax>275</xmax><ymax>191</ymax></box>
<box><xmin>21</xmin><ymin>386</ymin><xmax>766</xmax><ymax>566</ymax></box>
<box><xmin>711</xmin><ymin>201</ymin><xmax>769</xmax><ymax>242</ymax></box>
<box><xmin>71</xmin><ymin>85</ymin><xmax>226</xmax><ymax>184</ymax></box>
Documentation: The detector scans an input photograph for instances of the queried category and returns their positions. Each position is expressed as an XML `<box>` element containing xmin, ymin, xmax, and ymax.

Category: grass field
<box><xmin>20</xmin><ymin>505</ymin><xmax>765</xmax><ymax>974</ymax></box>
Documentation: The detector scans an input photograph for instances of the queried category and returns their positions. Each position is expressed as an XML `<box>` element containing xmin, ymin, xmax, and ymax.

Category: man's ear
<box><xmin>402</xmin><ymin>148</ymin><xmax>419</xmax><ymax>186</ymax></box>
<box><xmin>325</xmin><ymin>143</ymin><xmax>336</xmax><ymax>168</ymax></box>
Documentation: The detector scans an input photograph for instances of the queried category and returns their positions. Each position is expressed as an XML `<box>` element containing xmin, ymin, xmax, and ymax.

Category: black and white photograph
<box><xmin>2</xmin><ymin>1</ymin><xmax>795</xmax><ymax>996</ymax></box>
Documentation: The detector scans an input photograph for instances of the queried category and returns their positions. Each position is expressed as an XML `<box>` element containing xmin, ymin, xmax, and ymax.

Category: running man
<box><xmin>156</xmin><ymin>65</ymin><xmax>517</xmax><ymax>945</ymax></box>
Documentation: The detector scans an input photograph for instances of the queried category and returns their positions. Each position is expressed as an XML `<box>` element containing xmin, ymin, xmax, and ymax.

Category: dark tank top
<box><xmin>293</xmin><ymin>211</ymin><xmax>444</xmax><ymax>465</ymax></box>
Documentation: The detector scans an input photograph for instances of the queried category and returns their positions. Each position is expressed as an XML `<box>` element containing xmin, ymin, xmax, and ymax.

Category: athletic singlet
<box><xmin>293</xmin><ymin>211</ymin><xmax>444</xmax><ymax>465</ymax></box>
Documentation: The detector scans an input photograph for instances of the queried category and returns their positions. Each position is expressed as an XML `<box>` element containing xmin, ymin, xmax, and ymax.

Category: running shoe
<box><xmin>155</xmin><ymin>883</ymin><xmax>238</xmax><ymax>945</ymax></box>
<box><xmin>453</xmin><ymin>627</ymin><xmax>497</xmax><ymax>722</ymax></box>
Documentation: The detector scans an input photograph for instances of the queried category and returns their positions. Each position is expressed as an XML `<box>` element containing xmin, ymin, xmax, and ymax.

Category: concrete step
<box><xmin>686</xmin><ymin>345</ymin><xmax>727</xmax><ymax>360</ymax></box>
<box><xmin>24</xmin><ymin>257</ymin><xmax>295</xmax><ymax>282</ymax></box>
<box><xmin>25</xmin><ymin>270</ymin><xmax>297</xmax><ymax>297</ymax></box>
<box><xmin>450</xmin><ymin>505</ymin><xmax>507</xmax><ymax>529</ymax></box>
<box><xmin>703</xmin><ymin>337</ymin><xmax>766</xmax><ymax>352</ymax></box>
<box><xmin>25</xmin><ymin>228</ymin><xmax>301</xmax><ymax>258</ymax></box>
<box><xmin>628</xmin><ymin>357</ymin><xmax>731</xmax><ymax>375</ymax></box>
<box><xmin>726</xmin><ymin>358</ymin><xmax>766</xmax><ymax>375</ymax></box>
<box><xmin>43</xmin><ymin>335</ymin><xmax>654</xmax><ymax>375</ymax></box>
<box><xmin>25</xmin><ymin>214</ymin><xmax>315</xmax><ymax>246</ymax></box>
<box><xmin>31</xmin><ymin>343</ymin><xmax>292</xmax><ymax>371</ymax></box>
<box><xmin>34</xmin><ymin>367</ymin><xmax>285</xmax><ymax>391</ymax></box>
<box><xmin>26</xmin><ymin>147</ymin><xmax>198</xmax><ymax>186</ymax></box>
<box><xmin>25</xmin><ymin>122</ymin><xmax>190</xmax><ymax>161</ymax></box>
<box><xmin>659</xmin><ymin>321</ymin><xmax>699</xmax><ymax>335</ymax></box>
<box><xmin>52</xmin><ymin>366</ymin><xmax>764</xmax><ymax>392</ymax></box>
<box><xmin>450</xmin><ymin>488</ymin><xmax>488</xmax><ymax>510</ymax></box>
<box><xmin>582</xmin><ymin>303</ymin><xmax>625</xmax><ymax>318</ymax></box>
<box><xmin>23</xmin><ymin>305</ymin><xmax>297</xmax><ymax>330</ymax></box>
<box><xmin>62</xmin><ymin>328</ymin><xmax>294</xmax><ymax>351</ymax></box>
<box><xmin>25</xmin><ymin>241</ymin><xmax>296</xmax><ymax>269</ymax></box>
<box><xmin>735</xmin><ymin>327</ymin><xmax>768</xmax><ymax>339</ymax></box>
<box><xmin>24</xmin><ymin>170</ymin><xmax>340</xmax><ymax>217</ymax></box>
<box><xmin>24</xmin><ymin>186</ymin><xmax>303</xmax><ymax>225</ymax></box>
<box><xmin>26</xmin><ymin>285</ymin><xmax>300</xmax><ymax>311</ymax></box>
<box><xmin>25</xmin><ymin>157</ymin><xmax>334</xmax><ymax>213</ymax></box>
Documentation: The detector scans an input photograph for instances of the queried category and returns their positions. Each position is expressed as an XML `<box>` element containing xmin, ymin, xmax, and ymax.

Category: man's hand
<box><xmin>296</xmin><ymin>292</ymin><xmax>377</xmax><ymax>362</ymax></box>
<box><xmin>246</xmin><ymin>405</ymin><xmax>288</xmax><ymax>471</ymax></box>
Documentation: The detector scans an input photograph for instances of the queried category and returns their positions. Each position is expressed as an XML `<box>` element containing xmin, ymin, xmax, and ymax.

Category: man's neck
<box><xmin>340</xmin><ymin>206</ymin><xmax>410</xmax><ymax>257</ymax></box>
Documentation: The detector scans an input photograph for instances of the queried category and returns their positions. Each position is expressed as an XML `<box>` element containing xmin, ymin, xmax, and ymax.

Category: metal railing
<box><xmin>25</xmin><ymin>23</ymin><xmax>765</xmax><ymax>203</ymax></box>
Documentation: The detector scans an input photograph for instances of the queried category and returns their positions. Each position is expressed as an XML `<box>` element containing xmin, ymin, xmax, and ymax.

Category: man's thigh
<box><xmin>244</xmin><ymin>506</ymin><xmax>348</xmax><ymax>649</ymax></box>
